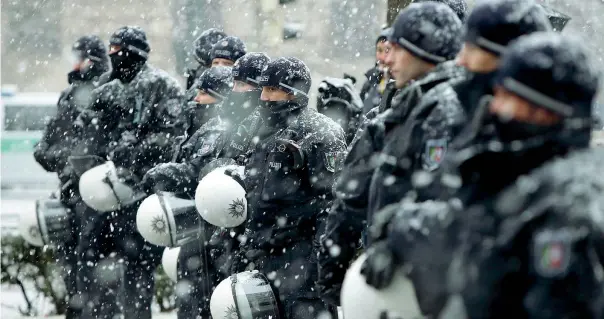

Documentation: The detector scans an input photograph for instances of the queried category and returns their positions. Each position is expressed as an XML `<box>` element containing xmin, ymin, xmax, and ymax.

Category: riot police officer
<box><xmin>361</xmin><ymin>32</ymin><xmax>603</xmax><ymax>318</ymax></box>
<box><xmin>142</xmin><ymin>52</ymin><xmax>270</xmax><ymax>319</ymax></box>
<box><xmin>185</xmin><ymin>28</ymin><xmax>227</xmax><ymax>90</ymax></box>
<box><xmin>317</xmin><ymin>1</ymin><xmax>465</xmax><ymax>306</ymax></box>
<box><xmin>231</xmin><ymin>57</ymin><xmax>347</xmax><ymax>318</ymax></box>
<box><xmin>33</xmin><ymin>34</ymin><xmax>109</xmax><ymax>319</ymax></box>
<box><xmin>78</xmin><ymin>25</ymin><xmax>184</xmax><ymax>319</ymax></box>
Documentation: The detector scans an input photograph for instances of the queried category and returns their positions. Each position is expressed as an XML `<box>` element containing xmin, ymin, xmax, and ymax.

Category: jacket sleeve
<box><xmin>131</xmin><ymin>78</ymin><xmax>186</xmax><ymax>176</ymax></box>
<box><xmin>317</xmin><ymin>121</ymin><xmax>384</xmax><ymax>304</ymax></box>
<box><xmin>33</xmin><ymin>91</ymin><xmax>71</xmax><ymax>172</ymax></box>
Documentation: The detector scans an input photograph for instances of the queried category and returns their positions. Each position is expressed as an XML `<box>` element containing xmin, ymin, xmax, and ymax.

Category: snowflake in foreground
<box><xmin>228</xmin><ymin>198</ymin><xmax>245</xmax><ymax>218</ymax></box>
<box><xmin>151</xmin><ymin>215</ymin><xmax>167</xmax><ymax>234</ymax></box>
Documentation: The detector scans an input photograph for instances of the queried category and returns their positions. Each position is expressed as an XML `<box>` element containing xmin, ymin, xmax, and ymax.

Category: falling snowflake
<box><xmin>151</xmin><ymin>215</ymin><xmax>167</xmax><ymax>234</ymax></box>
<box><xmin>229</xmin><ymin>198</ymin><xmax>245</xmax><ymax>218</ymax></box>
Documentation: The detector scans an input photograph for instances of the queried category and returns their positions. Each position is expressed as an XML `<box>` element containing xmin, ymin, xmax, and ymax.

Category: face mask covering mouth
<box><xmin>258</xmin><ymin>100</ymin><xmax>302</xmax><ymax>127</ymax></box>
<box><xmin>491</xmin><ymin>113</ymin><xmax>559</xmax><ymax>143</ymax></box>
<box><xmin>109</xmin><ymin>49</ymin><xmax>145</xmax><ymax>82</ymax></box>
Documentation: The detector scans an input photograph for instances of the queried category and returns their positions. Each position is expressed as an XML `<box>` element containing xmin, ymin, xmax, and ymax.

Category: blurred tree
<box><xmin>170</xmin><ymin>0</ymin><xmax>224</xmax><ymax>76</ymax></box>
<box><xmin>0</xmin><ymin>235</ymin><xmax>66</xmax><ymax>316</ymax></box>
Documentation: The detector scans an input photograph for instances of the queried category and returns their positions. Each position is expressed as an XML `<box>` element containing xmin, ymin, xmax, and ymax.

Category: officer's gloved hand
<box><xmin>369</xmin><ymin>204</ymin><xmax>400</xmax><ymax>243</ymax></box>
<box><xmin>142</xmin><ymin>163</ymin><xmax>191</xmax><ymax>194</ymax></box>
<box><xmin>75</xmin><ymin>108</ymin><xmax>98</xmax><ymax>127</ymax></box>
<box><xmin>360</xmin><ymin>240</ymin><xmax>399</xmax><ymax>289</ymax></box>
<box><xmin>224</xmin><ymin>167</ymin><xmax>246</xmax><ymax>190</ymax></box>
<box><xmin>109</xmin><ymin>143</ymin><xmax>134</xmax><ymax>167</ymax></box>
<box><xmin>115</xmin><ymin>167</ymin><xmax>140</xmax><ymax>187</ymax></box>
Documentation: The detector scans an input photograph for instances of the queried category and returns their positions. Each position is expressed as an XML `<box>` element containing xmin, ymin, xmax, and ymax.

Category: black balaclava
<box><xmin>108</xmin><ymin>26</ymin><xmax>150</xmax><ymax>83</ymax></box>
<box><xmin>491</xmin><ymin>33</ymin><xmax>599</xmax><ymax>148</ymax></box>
<box><xmin>226</xmin><ymin>52</ymin><xmax>271</xmax><ymax>124</ymax></box>
<box><xmin>257</xmin><ymin>57</ymin><xmax>312</xmax><ymax>127</ymax></box>
<box><xmin>68</xmin><ymin>35</ymin><xmax>109</xmax><ymax>83</ymax></box>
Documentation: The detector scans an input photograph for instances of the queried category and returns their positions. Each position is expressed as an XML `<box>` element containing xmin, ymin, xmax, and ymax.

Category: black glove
<box><xmin>360</xmin><ymin>240</ymin><xmax>399</xmax><ymax>289</ymax></box>
<box><xmin>109</xmin><ymin>143</ymin><xmax>134</xmax><ymax>167</ymax></box>
<box><xmin>368</xmin><ymin>204</ymin><xmax>400</xmax><ymax>243</ymax></box>
<box><xmin>142</xmin><ymin>163</ymin><xmax>193</xmax><ymax>195</ymax></box>
<box><xmin>224</xmin><ymin>167</ymin><xmax>246</xmax><ymax>189</ymax></box>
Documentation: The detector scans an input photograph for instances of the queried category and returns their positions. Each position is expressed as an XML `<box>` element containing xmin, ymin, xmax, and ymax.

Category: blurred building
<box><xmin>1</xmin><ymin>0</ymin><xmax>384</xmax><ymax>96</ymax></box>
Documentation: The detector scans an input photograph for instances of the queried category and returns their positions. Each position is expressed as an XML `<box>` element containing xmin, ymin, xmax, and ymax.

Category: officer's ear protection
<box><xmin>276</xmin><ymin>139</ymin><xmax>305</xmax><ymax>170</ymax></box>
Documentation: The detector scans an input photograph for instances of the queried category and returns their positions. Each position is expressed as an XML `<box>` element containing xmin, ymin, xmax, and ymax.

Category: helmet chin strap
<box><xmin>102</xmin><ymin>174</ymin><xmax>123</xmax><ymax>211</ymax></box>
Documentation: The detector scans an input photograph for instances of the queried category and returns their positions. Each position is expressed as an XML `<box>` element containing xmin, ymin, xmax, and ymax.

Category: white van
<box><xmin>1</xmin><ymin>91</ymin><xmax>61</xmax><ymax>189</ymax></box>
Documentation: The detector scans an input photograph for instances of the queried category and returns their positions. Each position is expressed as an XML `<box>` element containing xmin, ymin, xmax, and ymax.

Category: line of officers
<box><xmin>20</xmin><ymin>0</ymin><xmax>604</xmax><ymax>318</ymax></box>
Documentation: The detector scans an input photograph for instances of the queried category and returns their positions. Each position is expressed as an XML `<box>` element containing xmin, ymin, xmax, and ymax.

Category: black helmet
<box><xmin>210</xmin><ymin>36</ymin><xmax>247</xmax><ymax>63</ymax></box>
<box><xmin>388</xmin><ymin>2</ymin><xmax>463</xmax><ymax>64</ymax></box>
<box><xmin>232</xmin><ymin>52</ymin><xmax>271</xmax><ymax>87</ymax></box>
<box><xmin>464</xmin><ymin>0</ymin><xmax>551</xmax><ymax>56</ymax></box>
<box><xmin>259</xmin><ymin>57</ymin><xmax>312</xmax><ymax>103</ymax></box>
<box><xmin>495</xmin><ymin>32</ymin><xmax>599</xmax><ymax>120</ymax></box>
<box><xmin>197</xmin><ymin>66</ymin><xmax>234</xmax><ymax>101</ymax></box>
<box><xmin>414</xmin><ymin>0</ymin><xmax>468</xmax><ymax>22</ymax></box>
<box><xmin>194</xmin><ymin>28</ymin><xmax>228</xmax><ymax>66</ymax></box>
<box><xmin>109</xmin><ymin>26</ymin><xmax>150</xmax><ymax>60</ymax></box>
<box><xmin>73</xmin><ymin>35</ymin><xmax>108</xmax><ymax>63</ymax></box>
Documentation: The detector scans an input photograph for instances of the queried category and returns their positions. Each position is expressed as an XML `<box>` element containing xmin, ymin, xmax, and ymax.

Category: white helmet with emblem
<box><xmin>210</xmin><ymin>271</ymin><xmax>280</xmax><ymax>319</ymax></box>
<box><xmin>340</xmin><ymin>253</ymin><xmax>424</xmax><ymax>319</ymax></box>
<box><xmin>79</xmin><ymin>161</ymin><xmax>141</xmax><ymax>213</ymax></box>
<box><xmin>195</xmin><ymin>166</ymin><xmax>247</xmax><ymax>228</ymax></box>
<box><xmin>19</xmin><ymin>198</ymin><xmax>71</xmax><ymax>247</ymax></box>
<box><xmin>136</xmin><ymin>192</ymin><xmax>200</xmax><ymax>247</ymax></box>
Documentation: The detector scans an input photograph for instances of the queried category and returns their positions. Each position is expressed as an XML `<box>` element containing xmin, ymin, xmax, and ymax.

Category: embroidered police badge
<box><xmin>423</xmin><ymin>138</ymin><xmax>447</xmax><ymax>171</ymax></box>
<box><xmin>533</xmin><ymin>229</ymin><xmax>572</xmax><ymax>277</ymax></box>
<box><xmin>324</xmin><ymin>151</ymin><xmax>343</xmax><ymax>173</ymax></box>
<box><xmin>199</xmin><ymin>134</ymin><xmax>219</xmax><ymax>156</ymax></box>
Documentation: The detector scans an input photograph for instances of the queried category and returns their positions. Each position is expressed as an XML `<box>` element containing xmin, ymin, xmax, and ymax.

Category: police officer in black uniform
<box><xmin>361</xmin><ymin>32</ymin><xmax>603</xmax><ymax>318</ymax></box>
<box><xmin>78</xmin><ymin>25</ymin><xmax>184</xmax><ymax>319</ymax></box>
<box><xmin>178</xmin><ymin>35</ymin><xmax>247</xmax><ymax>150</ymax></box>
<box><xmin>231</xmin><ymin>57</ymin><xmax>347</xmax><ymax>318</ymax></box>
<box><xmin>185</xmin><ymin>28</ymin><xmax>227</xmax><ymax>90</ymax></box>
<box><xmin>142</xmin><ymin>52</ymin><xmax>270</xmax><ymax>319</ymax></box>
<box><xmin>33</xmin><ymin>35</ymin><xmax>109</xmax><ymax>319</ymax></box>
<box><xmin>317</xmin><ymin>1</ymin><xmax>466</xmax><ymax>306</ymax></box>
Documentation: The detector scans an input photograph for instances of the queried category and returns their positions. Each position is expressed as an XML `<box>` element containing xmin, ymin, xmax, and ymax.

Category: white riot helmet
<box><xmin>195</xmin><ymin>166</ymin><xmax>247</xmax><ymax>228</ymax></box>
<box><xmin>136</xmin><ymin>192</ymin><xmax>201</xmax><ymax>247</ymax></box>
<box><xmin>19</xmin><ymin>198</ymin><xmax>71</xmax><ymax>247</ymax></box>
<box><xmin>210</xmin><ymin>271</ymin><xmax>281</xmax><ymax>319</ymax></box>
<box><xmin>341</xmin><ymin>253</ymin><xmax>424</xmax><ymax>319</ymax></box>
<box><xmin>161</xmin><ymin>247</ymin><xmax>181</xmax><ymax>283</ymax></box>
<box><xmin>79</xmin><ymin>161</ymin><xmax>144</xmax><ymax>213</ymax></box>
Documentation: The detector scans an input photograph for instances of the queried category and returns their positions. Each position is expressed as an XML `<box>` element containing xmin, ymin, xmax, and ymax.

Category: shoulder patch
<box><xmin>533</xmin><ymin>229</ymin><xmax>572</xmax><ymax>278</ymax></box>
<box><xmin>198</xmin><ymin>134</ymin><xmax>220</xmax><ymax>157</ymax></box>
<box><xmin>423</xmin><ymin>138</ymin><xmax>447</xmax><ymax>171</ymax></box>
<box><xmin>324</xmin><ymin>151</ymin><xmax>345</xmax><ymax>173</ymax></box>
